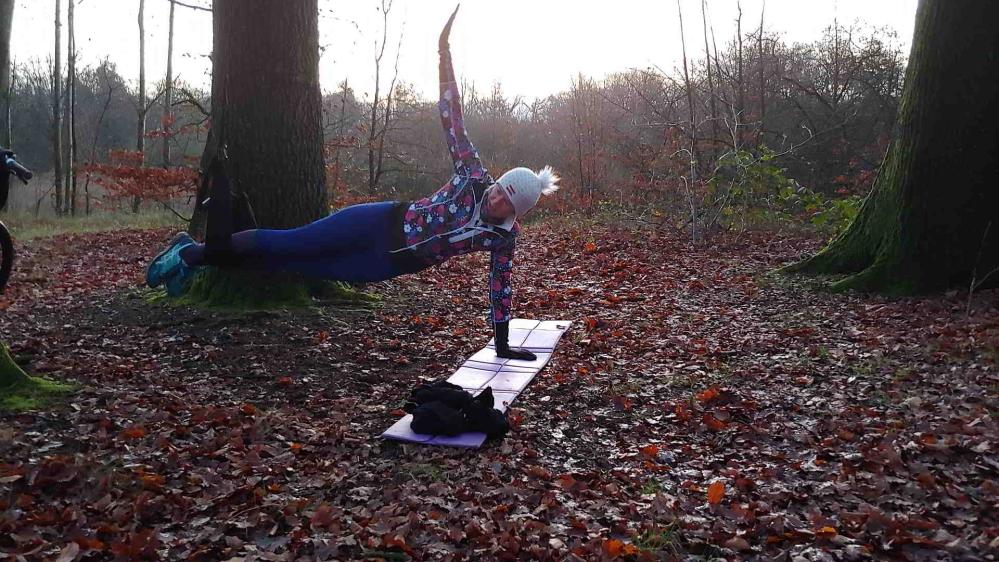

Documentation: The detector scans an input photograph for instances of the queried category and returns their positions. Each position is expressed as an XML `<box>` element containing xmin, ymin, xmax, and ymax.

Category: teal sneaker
<box><xmin>164</xmin><ymin>260</ymin><xmax>202</xmax><ymax>297</ymax></box>
<box><xmin>146</xmin><ymin>232</ymin><xmax>195</xmax><ymax>288</ymax></box>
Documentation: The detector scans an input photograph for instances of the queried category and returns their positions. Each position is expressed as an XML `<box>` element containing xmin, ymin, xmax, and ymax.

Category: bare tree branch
<box><xmin>169</xmin><ymin>0</ymin><xmax>209</xmax><ymax>12</ymax></box>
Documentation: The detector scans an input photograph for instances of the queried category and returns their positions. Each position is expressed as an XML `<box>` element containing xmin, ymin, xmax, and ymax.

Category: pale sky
<box><xmin>8</xmin><ymin>0</ymin><xmax>918</xmax><ymax>101</ymax></box>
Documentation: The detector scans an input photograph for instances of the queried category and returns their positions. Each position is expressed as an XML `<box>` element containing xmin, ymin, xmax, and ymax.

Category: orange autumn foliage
<box><xmin>82</xmin><ymin>150</ymin><xmax>199</xmax><ymax>204</ymax></box>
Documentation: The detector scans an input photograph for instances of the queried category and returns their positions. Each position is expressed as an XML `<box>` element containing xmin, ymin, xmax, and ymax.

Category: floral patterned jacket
<box><xmin>394</xmin><ymin>45</ymin><xmax>519</xmax><ymax>324</ymax></box>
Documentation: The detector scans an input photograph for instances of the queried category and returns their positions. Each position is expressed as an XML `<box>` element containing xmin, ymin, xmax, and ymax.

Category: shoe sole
<box><xmin>146</xmin><ymin>232</ymin><xmax>193</xmax><ymax>287</ymax></box>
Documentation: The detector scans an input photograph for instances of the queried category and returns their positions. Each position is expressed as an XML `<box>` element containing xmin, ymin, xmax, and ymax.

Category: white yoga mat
<box><xmin>381</xmin><ymin>319</ymin><xmax>571</xmax><ymax>448</ymax></box>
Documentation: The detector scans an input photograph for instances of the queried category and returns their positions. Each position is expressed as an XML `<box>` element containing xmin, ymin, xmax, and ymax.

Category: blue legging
<box><xmin>250</xmin><ymin>201</ymin><xmax>403</xmax><ymax>283</ymax></box>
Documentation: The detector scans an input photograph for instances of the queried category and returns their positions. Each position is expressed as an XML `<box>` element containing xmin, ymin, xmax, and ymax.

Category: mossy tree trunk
<box><xmin>0</xmin><ymin>2</ymin><xmax>21</xmax><ymax>387</ymax></box>
<box><xmin>785</xmin><ymin>0</ymin><xmax>999</xmax><ymax>294</ymax></box>
<box><xmin>206</xmin><ymin>0</ymin><xmax>327</xmax><ymax>229</ymax></box>
<box><xmin>0</xmin><ymin>342</ymin><xmax>74</xmax><ymax>411</ymax></box>
<box><xmin>0</xmin><ymin>342</ymin><xmax>28</xmax><ymax>388</ymax></box>
<box><xmin>182</xmin><ymin>0</ymin><xmax>328</xmax><ymax>304</ymax></box>
<box><xmin>0</xmin><ymin>0</ymin><xmax>13</xmax><ymax>146</ymax></box>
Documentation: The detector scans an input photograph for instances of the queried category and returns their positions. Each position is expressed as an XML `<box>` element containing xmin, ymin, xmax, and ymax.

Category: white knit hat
<box><xmin>495</xmin><ymin>166</ymin><xmax>560</xmax><ymax>217</ymax></box>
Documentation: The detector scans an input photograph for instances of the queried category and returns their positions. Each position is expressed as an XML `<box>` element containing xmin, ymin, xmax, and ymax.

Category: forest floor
<box><xmin>0</xmin><ymin>221</ymin><xmax>995</xmax><ymax>561</ymax></box>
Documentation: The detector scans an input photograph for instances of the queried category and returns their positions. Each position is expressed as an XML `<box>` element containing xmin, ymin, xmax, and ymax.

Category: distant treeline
<box><xmin>5</xmin><ymin>20</ymin><xmax>904</xmax><ymax>218</ymax></box>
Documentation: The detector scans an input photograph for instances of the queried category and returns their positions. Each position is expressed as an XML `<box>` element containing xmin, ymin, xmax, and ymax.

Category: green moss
<box><xmin>0</xmin><ymin>342</ymin><xmax>74</xmax><ymax>411</ymax></box>
<box><xmin>633</xmin><ymin>522</ymin><xmax>682</xmax><ymax>557</ymax></box>
<box><xmin>0</xmin><ymin>376</ymin><xmax>75</xmax><ymax>412</ymax></box>
<box><xmin>0</xmin><ymin>343</ymin><xmax>30</xmax><ymax>388</ymax></box>
<box><xmin>640</xmin><ymin>480</ymin><xmax>666</xmax><ymax>495</ymax></box>
<box><xmin>160</xmin><ymin>267</ymin><xmax>380</xmax><ymax>311</ymax></box>
<box><xmin>829</xmin><ymin>270</ymin><xmax>918</xmax><ymax>295</ymax></box>
<box><xmin>400</xmin><ymin>463</ymin><xmax>446</xmax><ymax>483</ymax></box>
<box><xmin>817</xmin><ymin>247</ymin><xmax>920</xmax><ymax>295</ymax></box>
<box><xmin>313</xmin><ymin>280</ymin><xmax>382</xmax><ymax>306</ymax></box>
<box><xmin>180</xmin><ymin>268</ymin><xmax>312</xmax><ymax>308</ymax></box>
<box><xmin>142</xmin><ymin>288</ymin><xmax>170</xmax><ymax>305</ymax></box>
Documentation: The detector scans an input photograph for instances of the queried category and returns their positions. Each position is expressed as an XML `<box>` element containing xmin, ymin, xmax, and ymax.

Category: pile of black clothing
<box><xmin>404</xmin><ymin>381</ymin><xmax>510</xmax><ymax>439</ymax></box>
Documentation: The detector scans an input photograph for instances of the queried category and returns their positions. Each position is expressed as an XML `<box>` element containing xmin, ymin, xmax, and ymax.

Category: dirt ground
<box><xmin>0</xmin><ymin>223</ymin><xmax>995</xmax><ymax>561</ymax></box>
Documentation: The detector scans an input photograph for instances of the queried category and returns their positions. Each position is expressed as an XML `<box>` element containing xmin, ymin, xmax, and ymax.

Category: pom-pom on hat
<box><xmin>495</xmin><ymin>166</ymin><xmax>560</xmax><ymax>217</ymax></box>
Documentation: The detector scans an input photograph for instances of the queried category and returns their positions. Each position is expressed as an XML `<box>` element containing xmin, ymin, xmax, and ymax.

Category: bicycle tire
<box><xmin>0</xmin><ymin>222</ymin><xmax>13</xmax><ymax>293</ymax></box>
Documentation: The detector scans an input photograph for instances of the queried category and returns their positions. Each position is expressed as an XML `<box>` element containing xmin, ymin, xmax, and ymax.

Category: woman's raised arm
<box><xmin>438</xmin><ymin>5</ymin><xmax>485</xmax><ymax>178</ymax></box>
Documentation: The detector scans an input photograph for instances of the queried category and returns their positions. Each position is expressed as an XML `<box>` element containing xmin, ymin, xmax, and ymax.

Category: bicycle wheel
<box><xmin>0</xmin><ymin>221</ymin><xmax>13</xmax><ymax>293</ymax></box>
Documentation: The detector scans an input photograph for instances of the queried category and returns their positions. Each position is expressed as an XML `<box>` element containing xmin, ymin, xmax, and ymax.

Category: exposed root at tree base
<box><xmin>0</xmin><ymin>376</ymin><xmax>75</xmax><ymax>412</ymax></box>
<box><xmin>172</xmin><ymin>268</ymin><xmax>381</xmax><ymax>310</ymax></box>
<box><xmin>826</xmin><ymin>263</ymin><xmax>919</xmax><ymax>295</ymax></box>
<box><xmin>782</xmin><ymin>252</ymin><xmax>925</xmax><ymax>296</ymax></box>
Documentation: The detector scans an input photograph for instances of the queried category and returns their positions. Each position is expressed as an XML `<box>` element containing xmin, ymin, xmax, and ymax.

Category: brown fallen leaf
<box><xmin>120</xmin><ymin>426</ymin><xmax>146</xmax><ymax>439</ymax></box>
<box><xmin>724</xmin><ymin>536</ymin><xmax>752</xmax><ymax>552</ymax></box>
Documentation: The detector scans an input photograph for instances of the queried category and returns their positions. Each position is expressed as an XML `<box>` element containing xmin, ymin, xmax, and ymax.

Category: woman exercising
<box><xmin>146</xmin><ymin>6</ymin><xmax>559</xmax><ymax>361</ymax></box>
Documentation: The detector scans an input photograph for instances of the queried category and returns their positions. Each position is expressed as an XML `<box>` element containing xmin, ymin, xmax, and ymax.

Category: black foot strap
<box><xmin>203</xmin><ymin>156</ymin><xmax>239</xmax><ymax>266</ymax></box>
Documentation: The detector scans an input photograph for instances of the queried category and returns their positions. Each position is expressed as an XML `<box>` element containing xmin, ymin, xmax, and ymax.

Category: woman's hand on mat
<box><xmin>492</xmin><ymin>320</ymin><xmax>535</xmax><ymax>360</ymax></box>
<box><xmin>496</xmin><ymin>347</ymin><xmax>537</xmax><ymax>361</ymax></box>
<box><xmin>440</xmin><ymin>5</ymin><xmax>459</xmax><ymax>50</ymax></box>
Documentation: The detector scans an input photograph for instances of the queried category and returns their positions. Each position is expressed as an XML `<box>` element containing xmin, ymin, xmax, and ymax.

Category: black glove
<box><xmin>494</xmin><ymin>320</ymin><xmax>537</xmax><ymax>361</ymax></box>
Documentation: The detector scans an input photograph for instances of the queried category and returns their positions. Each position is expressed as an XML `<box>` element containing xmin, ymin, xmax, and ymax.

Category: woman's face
<box><xmin>484</xmin><ymin>184</ymin><xmax>516</xmax><ymax>223</ymax></box>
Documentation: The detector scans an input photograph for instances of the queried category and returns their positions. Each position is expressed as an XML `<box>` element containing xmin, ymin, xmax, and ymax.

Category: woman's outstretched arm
<box><xmin>488</xmin><ymin>239</ymin><xmax>515</xmax><ymax>325</ymax></box>
<box><xmin>438</xmin><ymin>6</ymin><xmax>485</xmax><ymax>179</ymax></box>
<box><xmin>490</xmin><ymin>238</ymin><xmax>537</xmax><ymax>361</ymax></box>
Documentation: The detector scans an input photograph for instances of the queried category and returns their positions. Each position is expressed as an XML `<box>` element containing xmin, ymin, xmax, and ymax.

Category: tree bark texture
<box><xmin>0</xmin><ymin>342</ymin><xmax>28</xmax><ymax>388</ymax></box>
<box><xmin>0</xmin><ymin>2</ymin><xmax>24</xmax><ymax>388</ymax></box>
<box><xmin>787</xmin><ymin>0</ymin><xmax>999</xmax><ymax>294</ymax></box>
<box><xmin>208</xmin><ymin>0</ymin><xmax>327</xmax><ymax>229</ymax></box>
<box><xmin>0</xmin><ymin>0</ymin><xmax>13</xmax><ymax>148</ymax></box>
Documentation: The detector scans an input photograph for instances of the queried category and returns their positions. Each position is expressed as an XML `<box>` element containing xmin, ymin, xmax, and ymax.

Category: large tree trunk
<box><xmin>786</xmin><ymin>0</ymin><xmax>999</xmax><ymax>294</ymax></box>
<box><xmin>0</xmin><ymin>0</ymin><xmax>13</xmax><ymax>148</ymax></box>
<box><xmin>207</xmin><ymin>0</ymin><xmax>327</xmax><ymax>229</ymax></box>
<box><xmin>0</xmin><ymin>1</ymin><xmax>25</xmax><ymax>389</ymax></box>
<box><xmin>188</xmin><ymin>127</ymin><xmax>216</xmax><ymax>239</ymax></box>
<box><xmin>2</xmin><ymin>65</ymin><xmax>10</xmax><ymax>149</ymax></box>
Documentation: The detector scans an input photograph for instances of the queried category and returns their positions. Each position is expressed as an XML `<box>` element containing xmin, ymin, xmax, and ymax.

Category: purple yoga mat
<box><xmin>381</xmin><ymin>319</ymin><xmax>571</xmax><ymax>448</ymax></box>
